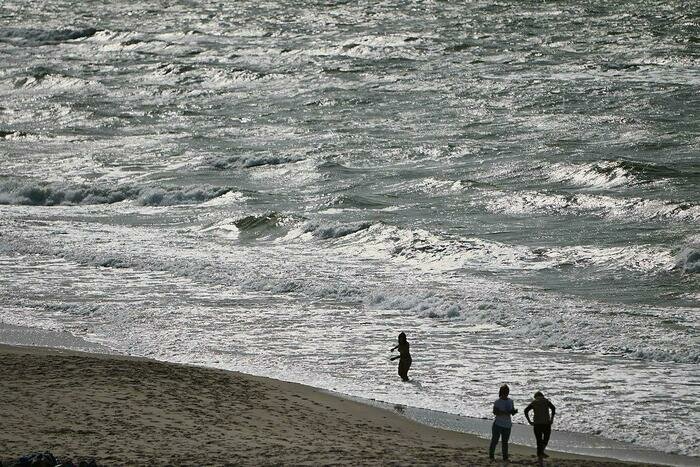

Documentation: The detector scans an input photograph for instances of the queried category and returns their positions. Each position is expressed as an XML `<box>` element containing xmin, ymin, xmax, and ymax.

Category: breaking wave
<box><xmin>201</xmin><ymin>215</ymin><xmax>373</xmax><ymax>242</ymax></box>
<box><xmin>204</xmin><ymin>154</ymin><xmax>303</xmax><ymax>170</ymax></box>
<box><xmin>200</xmin><ymin>213</ymin><xmax>301</xmax><ymax>240</ymax></box>
<box><xmin>10</xmin><ymin>66</ymin><xmax>97</xmax><ymax>91</ymax></box>
<box><xmin>324</xmin><ymin>194</ymin><xmax>392</xmax><ymax>210</ymax></box>
<box><xmin>0</xmin><ymin>130</ymin><xmax>30</xmax><ymax>139</ymax></box>
<box><xmin>369</xmin><ymin>290</ymin><xmax>463</xmax><ymax>318</ymax></box>
<box><xmin>0</xmin><ymin>27</ymin><xmax>98</xmax><ymax>46</ymax></box>
<box><xmin>0</xmin><ymin>178</ymin><xmax>233</xmax><ymax>206</ymax></box>
<box><xmin>484</xmin><ymin>189</ymin><xmax>699</xmax><ymax>222</ymax></box>
<box><xmin>137</xmin><ymin>186</ymin><xmax>232</xmax><ymax>206</ymax></box>
<box><xmin>234</xmin><ymin>213</ymin><xmax>285</xmax><ymax>232</ymax></box>
<box><xmin>545</xmin><ymin>159</ymin><xmax>681</xmax><ymax>189</ymax></box>
<box><xmin>1</xmin><ymin>221</ymin><xmax>695</xmax><ymax>365</ymax></box>
<box><xmin>325</xmin><ymin>223</ymin><xmax>676</xmax><ymax>274</ymax></box>
<box><xmin>303</xmin><ymin>221</ymin><xmax>372</xmax><ymax>239</ymax></box>
<box><xmin>675</xmin><ymin>245</ymin><xmax>700</xmax><ymax>273</ymax></box>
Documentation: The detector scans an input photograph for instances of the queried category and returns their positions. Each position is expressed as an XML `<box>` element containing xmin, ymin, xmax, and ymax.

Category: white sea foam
<box><xmin>412</xmin><ymin>177</ymin><xmax>469</xmax><ymax>194</ymax></box>
<box><xmin>198</xmin><ymin>190</ymin><xmax>246</xmax><ymax>207</ymax></box>
<box><xmin>199</xmin><ymin>221</ymin><xmax>240</xmax><ymax>239</ymax></box>
<box><xmin>13</xmin><ymin>73</ymin><xmax>99</xmax><ymax>92</ymax></box>
<box><xmin>547</xmin><ymin>160</ymin><xmax>640</xmax><ymax>188</ymax></box>
<box><xmin>324</xmin><ymin>222</ymin><xmax>677</xmax><ymax>274</ymax></box>
<box><xmin>2</xmin><ymin>223</ymin><xmax>696</xmax><ymax>370</ymax></box>
<box><xmin>337</xmin><ymin>35</ymin><xmax>426</xmax><ymax>60</ymax></box>
<box><xmin>483</xmin><ymin>189</ymin><xmax>700</xmax><ymax>222</ymax></box>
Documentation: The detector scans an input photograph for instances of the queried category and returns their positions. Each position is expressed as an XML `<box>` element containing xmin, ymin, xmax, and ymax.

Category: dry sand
<box><xmin>0</xmin><ymin>344</ymin><xmax>652</xmax><ymax>466</ymax></box>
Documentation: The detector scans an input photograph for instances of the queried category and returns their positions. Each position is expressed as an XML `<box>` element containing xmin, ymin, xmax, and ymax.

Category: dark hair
<box><xmin>534</xmin><ymin>391</ymin><xmax>544</xmax><ymax>399</ymax></box>
<box><xmin>498</xmin><ymin>384</ymin><xmax>510</xmax><ymax>398</ymax></box>
<box><xmin>398</xmin><ymin>332</ymin><xmax>407</xmax><ymax>344</ymax></box>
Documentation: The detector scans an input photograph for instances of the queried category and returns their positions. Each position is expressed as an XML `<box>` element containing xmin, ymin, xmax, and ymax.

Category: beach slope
<box><xmin>0</xmin><ymin>345</ymin><xmax>646</xmax><ymax>466</ymax></box>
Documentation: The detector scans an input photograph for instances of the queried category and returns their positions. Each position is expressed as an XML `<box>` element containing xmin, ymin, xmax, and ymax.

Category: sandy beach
<box><xmin>0</xmin><ymin>344</ymin><xmax>654</xmax><ymax>466</ymax></box>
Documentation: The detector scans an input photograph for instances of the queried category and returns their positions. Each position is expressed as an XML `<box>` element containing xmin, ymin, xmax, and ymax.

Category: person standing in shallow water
<box><xmin>524</xmin><ymin>391</ymin><xmax>556</xmax><ymax>461</ymax></box>
<box><xmin>390</xmin><ymin>332</ymin><xmax>412</xmax><ymax>381</ymax></box>
<box><xmin>489</xmin><ymin>384</ymin><xmax>517</xmax><ymax>462</ymax></box>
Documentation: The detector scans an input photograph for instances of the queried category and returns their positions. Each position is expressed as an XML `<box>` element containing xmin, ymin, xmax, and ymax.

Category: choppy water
<box><xmin>1</xmin><ymin>0</ymin><xmax>698</xmax><ymax>457</ymax></box>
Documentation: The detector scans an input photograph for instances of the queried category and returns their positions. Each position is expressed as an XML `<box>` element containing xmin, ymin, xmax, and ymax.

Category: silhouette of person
<box><xmin>389</xmin><ymin>332</ymin><xmax>412</xmax><ymax>381</ymax></box>
<box><xmin>489</xmin><ymin>384</ymin><xmax>517</xmax><ymax>462</ymax></box>
<box><xmin>524</xmin><ymin>391</ymin><xmax>556</xmax><ymax>460</ymax></box>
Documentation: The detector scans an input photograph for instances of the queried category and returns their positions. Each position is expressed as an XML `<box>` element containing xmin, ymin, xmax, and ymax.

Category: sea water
<box><xmin>0</xmin><ymin>0</ymin><xmax>698</xmax><ymax>458</ymax></box>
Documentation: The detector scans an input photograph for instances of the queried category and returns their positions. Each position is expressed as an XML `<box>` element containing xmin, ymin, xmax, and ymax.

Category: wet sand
<box><xmin>0</xmin><ymin>344</ymin><xmax>654</xmax><ymax>466</ymax></box>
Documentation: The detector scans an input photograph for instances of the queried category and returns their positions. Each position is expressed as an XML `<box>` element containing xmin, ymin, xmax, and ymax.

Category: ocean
<box><xmin>1</xmin><ymin>0</ymin><xmax>698</xmax><ymax>458</ymax></box>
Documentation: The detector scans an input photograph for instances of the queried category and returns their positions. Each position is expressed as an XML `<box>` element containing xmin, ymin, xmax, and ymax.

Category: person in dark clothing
<box><xmin>524</xmin><ymin>391</ymin><xmax>556</xmax><ymax>460</ymax></box>
<box><xmin>390</xmin><ymin>332</ymin><xmax>412</xmax><ymax>381</ymax></box>
<box><xmin>489</xmin><ymin>384</ymin><xmax>517</xmax><ymax>461</ymax></box>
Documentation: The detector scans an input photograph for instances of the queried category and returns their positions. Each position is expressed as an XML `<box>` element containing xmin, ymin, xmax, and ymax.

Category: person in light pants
<box><xmin>489</xmin><ymin>384</ymin><xmax>518</xmax><ymax>461</ymax></box>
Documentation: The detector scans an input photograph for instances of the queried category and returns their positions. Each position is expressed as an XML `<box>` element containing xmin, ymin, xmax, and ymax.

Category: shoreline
<box><xmin>334</xmin><ymin>394</ymin><xmax>696</xmax><ymax>467</ymax></box>
<box><xmin>0</xmin><ymin>324</ymin><xmax>695</xmax><ymax>466</ymax></box>
<box><xmin>0</xmin><ymin>343</ymin><xmax>626</xmax><ymax>466</ymax></box>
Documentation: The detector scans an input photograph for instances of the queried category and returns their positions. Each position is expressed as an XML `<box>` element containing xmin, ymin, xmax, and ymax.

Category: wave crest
<box><xmin>545</xmin><ymin>159</ymin><xmax>686</xmax><ymax>189</ymax></box>
<box><xmin>327</xmin><ymin>223</ymin><xmax>676</xmax><ymax>274</ymax></box>
<box><xmin>675</xmin><ymin>245</ymin><xmax>700</xmax><ymax>273</ymax></box>
<box><xmin>325</xmin><ymin>194</ymin><xmax>391</xmax><ymax>210</ymax></box>
<box><xmin>547</xmin><ymin>160</ymin><xmax>641</xmax><ymax>188</ymax></box>
<box><xmin>484</xmin><ymin>190</ymin><xmax>699</xmax><ymax>223</ymax></box>
<box><xmin>303</xmin><ymin>221</ymin><xmax>372</xmax><ymax>239</ymax></box>
<box><xmin>137</xmin><ymin>186</ymin><xmax>231</xmax><ymax>206</ymax></box>
<box><xmin>370</xmin><ymin>291</ymin><xmax>462</xmax><ymax>318</ymax></box>
<box><xmin>205</xmin><ymin>154</ymin><xmax>303</xmax><ymax>170</ymax></box>
<box><xmin>0</xmin><ymin>178</ymin><xmax>233</xmax><ymax>206</ymax></box>
<box><xmin>11</xmin><ymin>66</ymin><xmax>99</xmax><ymax>92</ymax></box>
<box><xmin>0</xmin><ymin>27</ymin><xmax>97</xmax><ymax>46</ymax></box>
<box><xmin>234</xmin><ymin>213</ymin><xmax>286</xmax><ymax>235</ymax></box>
